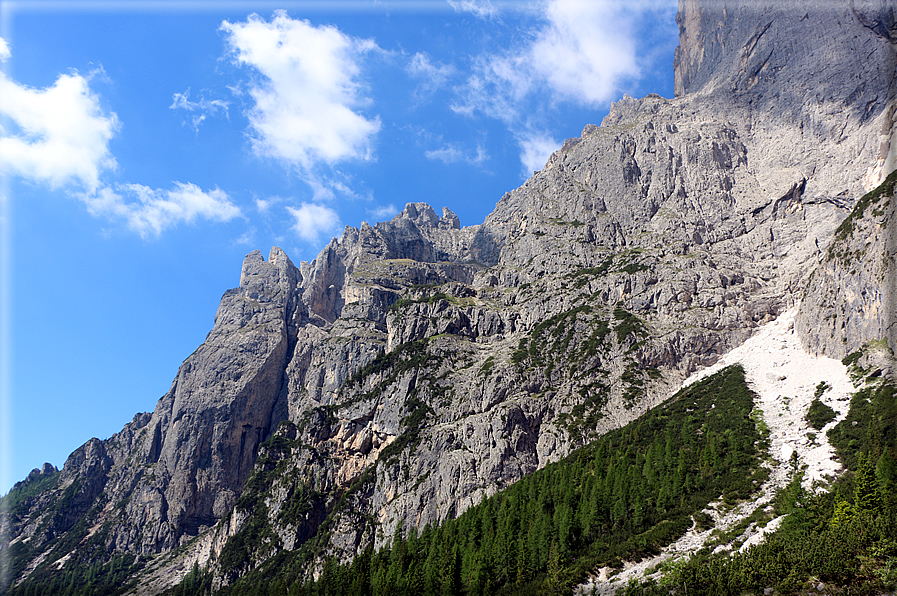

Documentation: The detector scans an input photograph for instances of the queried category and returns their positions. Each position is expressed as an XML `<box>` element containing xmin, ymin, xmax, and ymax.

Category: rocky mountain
<box><xmin>2</xmin><ymin>0</ymin><xmax>895</xmax><ymax>594</ymax></box>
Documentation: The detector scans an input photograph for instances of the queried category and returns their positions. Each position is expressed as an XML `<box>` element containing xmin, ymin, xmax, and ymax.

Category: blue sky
<box><xmin>0</xmin><ymin>0</ymin><xmax>677</xmax><ymax>493</ymax></box>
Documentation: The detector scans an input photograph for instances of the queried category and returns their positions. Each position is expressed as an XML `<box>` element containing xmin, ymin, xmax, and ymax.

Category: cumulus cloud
<box><xmin>221</xmin><ymin>11</ymin><xmax>381</xmax><ymax>170</ymax></box>
<box><xmin>79</xmin><ymin>182</ymin><xmax>242</xmax><ymax>238</ymax></box>
<box><xmin>0</xmin><ymin>41</ymin><xmax>243</xmax><ymax>238</ymax></box>
<box><xmin>530</xmin><ymin>0</ymin><xmax>639</xmax><ymax>104</ymax></box>
<box><xmin>255</xmin><ymin>197</ymin><xmax>274</xmax><ymax>213</ymax></box>
<box><xmin>517</xmin><ymin>133</ymin><xmax>559</xmax><ymax>177</ymax></box>
<box><xmin>0</xmin><ymin>54</ymin><xmax>118</xmax><ymax>190</ymax></box>
<box><xmin>457</xmin><ymin>0</ymin><xmax>640</xmax><ymax>118</ymax></box>
<box><xmin>447</xmin><ymin>0</ymin><xmax>498</xmax><ymax>19</ymax></box>
<box><xmin>425</xmin><ymin>143</ymin><xmax>488</xmax><ymax>166</ymax></box>
<box><xmin>451</xmin><ymin>0</ymin><xmax>669</xmax><ymax>175</ymax></box>
<box><xmin>286</xmin><ymin>202</ymin><xmax>341</xmax><ymax>242</ymax></box>
<box><xmin>170</xmin><ymin>89</ymin><xmax>229</xmax><ymax>132</ymax></box>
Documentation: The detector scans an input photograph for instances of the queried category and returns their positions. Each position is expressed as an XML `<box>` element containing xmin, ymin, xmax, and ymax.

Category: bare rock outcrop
<box><xmin>797</xmin><ymin>172</ymin><xmax>897</xmax><ymax>358</ymax></box>
<box><xmin>2</xmin><ymin>0</ymin><xmax>896</xmax><ymax>593</ymax></box>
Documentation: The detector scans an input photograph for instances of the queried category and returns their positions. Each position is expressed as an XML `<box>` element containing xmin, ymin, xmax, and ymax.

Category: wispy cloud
<box><xmin>255</xmin><ymin>196</ymin><xmax>278</xmax><ymax>213</ymax></box>
<box><xmin>516</xmin><ymin>132</ymin><xmax>559</xmax><ymax>177</ymax></box>
<box><xmin>286</xmin><ymin>202</ymin><xmax>341</xmax><ymax>242</ymax></box>
<box><xmin>447</xmin><ymin>0</ymin><xmax>498</xmax><ymax>19</ymax></box>
<box><xmin>0</xmin><ymin>42</ymin><xmax>118</xmax><ymax>190</ymax></box>
<box><xmin>79</xmin><ymin>182</ymin><xmax>242</xmax><ymax>238</ymax></box>
<box><xmin>425</xmin><ymin>143</ymin><xmax>488</xmax><ymax>166</ymax></box>
<box><xmin>368</xmin><ymin>203</ymin><xmax>398</xmax><ymax>220</ymax></box>
<box><xmin>0</xmin><ymin>37</ymin><xmax>10</xmax><ymax>62</ymax></box>
<box><xmin>221</xmin><ymin>11</ymin><xmax>381</xmax><ymax>172</ymax></box>
<box><xmin>456</xmin><ymin>0</ymin><xmax>641</xmax><ymax>118</ymax></box>
<box><xmin>452</xmin><ymin>0</ymin><xmax>670</xmax><ymax>173</ymax></box>
<box><xmin>406</xmin><ymin>52</ymin><xmax>456</xmax><ymax>98</ymax></box>
<box><xmin>170</xmin><ymin>89</ymin><xmax>229</xmax><ymax>132</ymax></box>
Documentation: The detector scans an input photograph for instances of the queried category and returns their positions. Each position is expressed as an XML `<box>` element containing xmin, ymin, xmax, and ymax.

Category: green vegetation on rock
<box><xmin>206</xmin><ymin>365</ymin><xmax>765</xmax><ymax>596</ymax></box>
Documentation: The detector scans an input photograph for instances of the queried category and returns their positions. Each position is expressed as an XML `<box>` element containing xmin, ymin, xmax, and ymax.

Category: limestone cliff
<box><xmin>796</xmin><ymin>171</ymin><xmax>897</xmax><ymax>359</ymax></box>
<box><xmin>1</xmin><ymin>0</ymin><xmax>895</xmax><ymax>594</ymax></box>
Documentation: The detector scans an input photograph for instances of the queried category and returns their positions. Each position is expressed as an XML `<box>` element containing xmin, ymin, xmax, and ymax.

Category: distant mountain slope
<box><xmin>1</xmin><ymin>1</ymin><xmax>895</xmax><ymax>594</ymax></box>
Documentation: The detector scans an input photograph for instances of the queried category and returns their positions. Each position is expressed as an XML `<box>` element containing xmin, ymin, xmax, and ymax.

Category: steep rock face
<box><xmin>796</xmin><ymin>172</ymin><xmax>897</xmax><ymax>358</ymax></box>
<box><xmin>673</xmin><ymin>0</ymin><xmax>895</xmax><ymax>109</ymax></box>
<box><xmin>1</xmin><ymin>247</ymin><xmax>305</xmax><ymax>570</ymax></box>
<box><xmin>2</xmin><ymin>1</ymin><xmax>896</xmax><ymax>593</ymax></box>
<box><xmin>128</xmin><ymin>247</ymin><xmax>301</xmax><ymax>545</ymax></box>
<box><xmin>673</xmin><ymin>0</ymin><xmax>897</xmax><ymax>193</ymax></box>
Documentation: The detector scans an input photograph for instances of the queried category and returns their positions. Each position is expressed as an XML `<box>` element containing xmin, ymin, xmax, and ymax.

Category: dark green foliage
<box><xmin>547</xmin><ymin>217</ymin><xmax>584</xmax><ymax>227</ymax></box>
<box><xmin>342</xmin><ymin>339</ymin><xmax>433</xmax><ymax>392</ymax></box>
<box><xmin>160</xmin><ymin>562</ymin><xmax>213</xmax><ymax>596</ymax></box>
<box><xmin>629</xmin><ymin>507</ymin><xmax>897</xmax><ymax>595</ymax></box>
<box><xmin>1</xmin><ymin>474</ymin><xmax>148</xmax><ymax>596</ymax></box>
<box><xmin>806</xmin><ymin>398</ymin><xmax>837</xmax><ymax>430</ymax></box>
<box><xmin>566</xmin><ymin>260</ymin><xmax>613</xmax><ymax>287</ymax></box>
<box><xmin>512</xmin><ymin>305</ymin><xmax>593</xmax><ymax>369</ymax></box>
<box><xmin>620</xmin><ymin>263</ymin><xmax>649</xmax><ymax>275</ymax></box>
<box><xmin>828</xmin><ymin>381</ymin><xmax>896</xmax><ymax>471</ymax></box>
<box><xmin>842</xmin><ymin>350</ymin><xmax>864</xmax><ymax>368</ymax></box>
<box><xmin>613</xmin><ymin>305</ymin><xmax>646</xmax><ymax>344</ymax></box>
<box><xmin>378</xmin><ymin>396</ymin><xmax>433</xmax><ymax>467</ymax></box>
<box><xmin>580</xmin><ymin>319</ymin><xmax>610</xmax><ymax>358</ymax></box>
<box><xmin>388</xmin><ymin>293</ymin><xmax>451</xmax><ymax>313</ymax></box>
<box><xmin>4</xmin><ymin>552</ymin><xmax>144</xmax><ymax>596</ymax></box>
<box><xmin>831</xmin><ymin>169</ymin><xmax>896</xmax><ymax>247</ymax></box>
<box><xmin>219</xmin><ymin>501</ymin><xmax>277</xmax><ymax>578</ymax></box>
<box><xmin>828</xmin><ymin>169</ymin><xmax>897</xmax><ymax>264</ymax></box>
<box><xmin>511</xmin><ymin>338</ymin><xmax>529</xmax><ymax>364</ymax></box>
<box><xmin>283</xmin><ymin>365</ymin><xmax>764</xmax><ymax>596</ymax></box>
<box><xmin>625</xmin><ymin>377</ymin><xmax>897</xmax><ymax>595</ymax></box>
<box><xmin>207</xmin><ymin>338</ymin><xmax>447</xmax><ymax>593</ymax></box>
<box><xmin>512</xmin><ymin>303</ymin><xmax>652</xmax><ymax>433</ymax></box>
<box><xmin>562</xmin><ymin>381</ymin><xmax>610</xmax><ymax>438</ymax></box>
<box><xmin>0</xmin><ymin>469</ymin><xmax>60</xmax><ymax>520</ymax></box>
<box><xmin>563</xmin><ymin>249</ymin><xmax>652</xmax><ymax>289</ymax></box>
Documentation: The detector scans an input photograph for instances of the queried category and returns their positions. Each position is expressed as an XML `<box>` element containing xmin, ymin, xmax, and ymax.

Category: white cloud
<box><xmin>0</xmin><ymin>43</ymin><xmax>244</xmax><ymax>238</ymax></box>
<box><xmin>407</xmin><ymin>53</ymin><xmax>456</xmax><ymax>96</ymax></box>
<box><xmin>0</xmin><ymin>59</ymin><xmax>118</xmax><ymax>190</ymax></box>
<box><xmin>80</xmin><ymin>182</ymin><xmax>242</xmax><ymax>238</ymax></box>
<box><xmin>457</xmin><ymin>0</ymin><xmax>641</xmax><ymax>119</ymax></box>
<box><xmin>235</xmin><ymin>229</ymin><xmax>256</xmax><ymax>246</ymax></box>
<box><xmin>517</xmin><ymin>133</ymin><xmax>559</xmax><ymax>177</ymax></box>
<box><xmin>425</xmin><ymin>143</ymin><xmax>488</xmax><ymax>166</ymax></box>
<box><xmin>286</xmin><ymin>202</ymin><xmax>341</xmax><ymax>242</ymax></box>
<box><xmin>368</xmin><ymin>204</ymin><xmax>398</xmax><ymax>220</ymax></box>
<box><xmin>451</xmin><ymin>0</ymin><xmax>671</xmax><ymax>176</ymax></box>
<box><xmin>530</xmin><ymin>0</ymin><xmax>639</xmax><ymax>104</ymax></box>
<box><xmin>447</xmin><ymin>0</ymin><xmax>498</xmax><ymax>19</ymax></box>
<box><xmin>170</xmin><ymin>89</ymin><xmax>229</xmax><ymax>132</ymax></box>
<box><xmin>221</xmin><ymin>10</ymin><xmax>381</xmax><ymax>170</ymax></box>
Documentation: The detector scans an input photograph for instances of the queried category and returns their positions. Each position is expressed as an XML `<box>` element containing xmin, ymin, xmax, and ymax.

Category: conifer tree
<box><xmin>515</xmin><ymin>536</ymin><xmax>530</xmax><ymax>585</ymax></box>
<box><xmin>854</xmin><ymin>453</ymin><xmax>881</xmax><ymax>513</ymax></box>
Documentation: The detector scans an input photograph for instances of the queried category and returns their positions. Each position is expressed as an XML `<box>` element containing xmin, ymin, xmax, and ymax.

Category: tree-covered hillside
<box><xmin>207</xmin><ymin>364</ymin><xmax>766</xmax><ymax>596</ymax></box>
<box><xmin>625</xmin><ymin>352</ymin><xmax>897</xmax><ymax>595</ymax></box>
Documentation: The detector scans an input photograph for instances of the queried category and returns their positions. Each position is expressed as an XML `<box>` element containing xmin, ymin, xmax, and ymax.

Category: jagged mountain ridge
<box><xmin>2</xmin><ymin>0</ymin><xmax>895</xmax><ymax>593</ymax></box>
